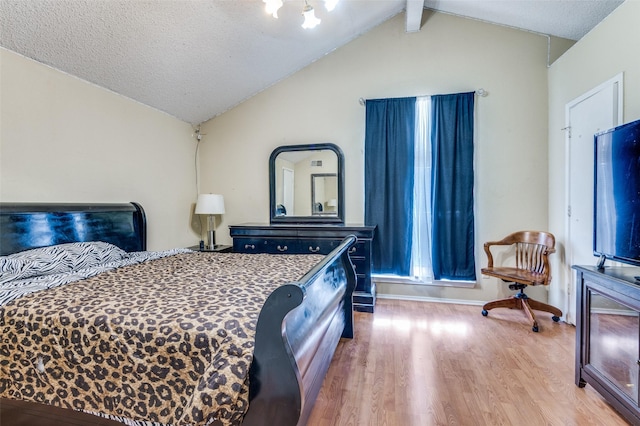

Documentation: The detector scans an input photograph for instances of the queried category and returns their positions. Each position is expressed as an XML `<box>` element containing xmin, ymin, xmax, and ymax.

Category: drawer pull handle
<box><xmin>349</xmin><ymin>247</ymin><xmax>357</xmax><ymax>254</ymax></box>
<box><xmin>244</xmin><ymin>244</ymin><xmax>255</xmax><ymax>250</ymax></box>
<box><xmin>277</xmin><ymin>245</ymin><xmax>288</xmax><ymax>252</ymax></box>
<box><xmin>309</xmin><ymin>246</ymin><xmax>320</xmax><ymax>253</ymax></box>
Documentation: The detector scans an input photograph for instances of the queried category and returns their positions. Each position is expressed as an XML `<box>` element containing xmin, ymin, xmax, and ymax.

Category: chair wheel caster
<box><xmin>532</xmin><ymin>325</ymin><xmax>539</xmax><ymax>332</ymax></box>
<box><xmin>481</xmin><ymin>309</ymin><xmax>488</xmax><ymax>316</ymax></box>
<box><xmin>552</xmin><ymin>316</ymin><xmax>560</xmax><ymax>322</ymax></box>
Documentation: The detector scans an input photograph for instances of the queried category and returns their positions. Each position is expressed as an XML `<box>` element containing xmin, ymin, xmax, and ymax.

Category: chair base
<box><xmin>481</xmin><ymin>292</ymin><xmax>562</xmax><ymax>332</ymax></box>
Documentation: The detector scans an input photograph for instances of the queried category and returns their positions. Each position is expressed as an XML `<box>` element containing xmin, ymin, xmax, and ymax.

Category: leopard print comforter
<box><xmin>0</xmin><ymin>252</ymin><xmax>323</xmax><ymax>425</ymax></box>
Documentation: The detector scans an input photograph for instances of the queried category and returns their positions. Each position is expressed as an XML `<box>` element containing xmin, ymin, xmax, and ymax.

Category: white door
<box><xmin>283</xmin><ymin>167</ymin><xmax>294</xmax><ymax>216</ymax></box>
<box><xmin>564</xmin><ymin>73</ymin><xmax>623</xmax><ymax>324</ymax></box>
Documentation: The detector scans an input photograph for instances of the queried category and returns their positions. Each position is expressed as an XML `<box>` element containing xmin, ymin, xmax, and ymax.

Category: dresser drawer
<box><xmin>297</xmin><ymin>239</ymin><xmax>341</xmax><ymax>255</ymax></box>
<box><xmin>233</xmin><ymin>238</ymin><xmax>266</xmax><ymax>253</ymax></box>
<box><xmin>233</xmin><ymin>238</ymin><xmax>299</xmax><ymax>253</ymax></box>
<box><xmin>350</xmin><ymin>256</ymin><xmax>370</xmax><ymax>276</ymax></box>
<box><xmin>347</xmin><ymin>241</ymin><xmax>369</xmax><ymax>258</ymax></box>
<box><xmin>265</xmin><ymin>239</ymin><xmax>299</xmax><ymax>253</ymax></box>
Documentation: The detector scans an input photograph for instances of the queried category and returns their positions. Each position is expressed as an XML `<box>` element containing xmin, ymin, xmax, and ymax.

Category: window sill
<box><xmin>372</xmin><ymin>274</ymin><xmax>476</xmax><ymax>288</ymax></box>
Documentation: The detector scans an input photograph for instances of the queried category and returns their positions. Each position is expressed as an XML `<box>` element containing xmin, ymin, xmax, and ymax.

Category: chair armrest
<box><xmin>483</xmin><ymin>240</ymin><xmax>510</xmax><ymax>268</ymax></box>
<box><xmin>540</xmin><ymin>247</ymin><xmax>555</xmax><ymax>284</ymax></box>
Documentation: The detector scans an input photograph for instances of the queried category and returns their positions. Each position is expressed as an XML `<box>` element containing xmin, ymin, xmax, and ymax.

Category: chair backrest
<box><xmin>484</xmin><ymin>231</ymin><xmax>556</xmax><ymax>285</ymax></box>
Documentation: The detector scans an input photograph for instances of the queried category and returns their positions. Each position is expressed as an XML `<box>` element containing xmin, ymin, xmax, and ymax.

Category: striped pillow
<box><xmin>0</xmin><ymin>241</ymin><xmax>128</xmax><ymax>284</ymax></box>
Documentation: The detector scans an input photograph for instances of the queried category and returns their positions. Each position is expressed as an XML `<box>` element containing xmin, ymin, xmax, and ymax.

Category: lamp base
<box><xmin>207</xmin><ymin>230</ymin><xmax>216</xmax><ymax>249</ymax></box>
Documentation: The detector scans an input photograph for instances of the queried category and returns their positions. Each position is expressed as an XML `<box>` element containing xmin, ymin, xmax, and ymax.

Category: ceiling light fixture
<box><xmin>264</xmin><ymin>0</ymin><xmax>339</xmax><ymax>29</ymax></box>
<box><xmin>324</xmin><ymin>0</ymin><xmax>339</xmax><ymax>12</ymax></box>
<box><xmin>264</xmin><ymin>0</ymin><xmax>283</xmax><ymax>18</ymax></box>
<box><xmin>301</xmin><ymin>1</ymin><xmax>321</xmax><ymax>29</ymax></box>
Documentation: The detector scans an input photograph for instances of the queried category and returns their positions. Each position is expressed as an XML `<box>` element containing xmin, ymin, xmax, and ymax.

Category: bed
<box><xmin>0</xmin><ymin>202</ymin><xmax>357</xmax><ymax>426</ymax></box>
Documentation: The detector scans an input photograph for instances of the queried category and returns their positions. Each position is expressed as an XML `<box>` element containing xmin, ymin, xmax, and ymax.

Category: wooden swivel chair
<box><xmin>481</xmin><ymin>230</ymin><xmax>562</xmax><ymax>332</ymax></box>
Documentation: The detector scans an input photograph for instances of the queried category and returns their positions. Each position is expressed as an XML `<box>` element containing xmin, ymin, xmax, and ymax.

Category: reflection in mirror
<box><xmin>270</xmin><ymin>143</ymin><xmax>344</xmax><ymax>224</ymax></box>
<box><xmin>274</xmin><ymin>150</ymin><xmax>337</xmax><ymax>217</ymax></box>
<box><xmin>311</xmin><ymin>174</ymin><xmax>338</xmax><ymax>216</ymax></box>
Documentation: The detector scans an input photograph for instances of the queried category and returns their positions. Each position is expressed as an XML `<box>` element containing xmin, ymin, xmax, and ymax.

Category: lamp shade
<box><xmin>195</xmin><ymin>194</ymin><xmax>225</xmax><ymax>215</ymax></box>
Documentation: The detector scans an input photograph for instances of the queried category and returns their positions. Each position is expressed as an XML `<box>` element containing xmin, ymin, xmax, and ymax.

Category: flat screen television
<box><xmin>593</xmin><ymin>118</ymin><xmax>640</xmax><ymax>269</ymax></box>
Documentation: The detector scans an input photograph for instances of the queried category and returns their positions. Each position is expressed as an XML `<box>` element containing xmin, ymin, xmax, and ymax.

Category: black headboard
<box><xmin>0</xmin><ymin>202</ymin><xmax>147</xmax><ymax>255</ymax></box>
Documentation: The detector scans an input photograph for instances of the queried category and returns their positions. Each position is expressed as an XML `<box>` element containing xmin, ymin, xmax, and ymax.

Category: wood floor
<box><xmin>307</xmin><ymin>298</ymin><xmax>630</xmax><ymax>426</ymax></box>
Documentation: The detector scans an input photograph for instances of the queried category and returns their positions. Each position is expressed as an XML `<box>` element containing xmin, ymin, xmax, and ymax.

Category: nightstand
<box><xmin>188</xmin><ymin>244</ymin><xmax>232</xmax><ymax>253</ymax></box>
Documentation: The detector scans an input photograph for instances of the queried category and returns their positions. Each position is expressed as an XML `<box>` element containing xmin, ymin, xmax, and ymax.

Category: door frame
<box><xmin>563</xmin><ymin>72</ymin><xmax>623</xmax><ymax>324</ymax></box>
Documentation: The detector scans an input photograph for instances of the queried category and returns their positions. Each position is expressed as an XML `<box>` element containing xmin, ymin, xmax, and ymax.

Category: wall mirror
<box><xmin>270</xmin><ymin>143</ymin><xmax>345</xmax><ymax>224</ymax></box>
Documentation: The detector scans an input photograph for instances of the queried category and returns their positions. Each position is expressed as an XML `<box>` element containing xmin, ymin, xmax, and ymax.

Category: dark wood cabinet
<box><xmin>574</xmin><ymin>265</ymin><xmax>640</xmax><ymax>425</ymax></box>
<box><xmin>229</xmin><ymin>223</ymin><xmax>376</xmax><ymax>312</ymax></box>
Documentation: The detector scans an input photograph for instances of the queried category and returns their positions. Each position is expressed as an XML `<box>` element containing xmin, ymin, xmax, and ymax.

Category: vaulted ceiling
<box><xmin>0</xmin><ymin>0</ymin><xmax>624</xmax><ymax>124</ymax></box>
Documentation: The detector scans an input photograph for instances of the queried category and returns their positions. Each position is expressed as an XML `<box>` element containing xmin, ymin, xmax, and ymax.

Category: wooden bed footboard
<box><xmin>243</xmin><ymin>235</ymin><xmax>357</xmax><ymax>426</ymax></box>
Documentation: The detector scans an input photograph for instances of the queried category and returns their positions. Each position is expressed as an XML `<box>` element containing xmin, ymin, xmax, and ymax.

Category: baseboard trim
<box><xmin>376</xmin><ymin>293</ymin><xmax>485</xmax><ymax>306</ymax></box>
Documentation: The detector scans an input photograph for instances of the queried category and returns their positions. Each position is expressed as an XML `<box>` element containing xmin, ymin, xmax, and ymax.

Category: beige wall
<box><xmin>200</xmin><ymin>11</ymin><xmax>557</xmax><ymax>304</ymax></box>
<box><xmin>0</xmin><ymin>49</ymin><xmax>199</xmax><ymax>250</ymax></box>
<box><xmin>548</xmin><ymin>0</ymin><xmax>640</xmax><ymax>309</ymax></box>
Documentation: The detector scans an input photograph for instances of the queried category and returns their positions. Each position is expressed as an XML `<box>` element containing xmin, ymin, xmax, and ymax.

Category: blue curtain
<box><xmin>364</xmin><ymin>97</ymin><xmax>416</xmax><ymax>275</ymax></box>
<box><xmin>430</xmin><ymin>92</ymin><xmax>476</xmax><ymax>280</ymax></box>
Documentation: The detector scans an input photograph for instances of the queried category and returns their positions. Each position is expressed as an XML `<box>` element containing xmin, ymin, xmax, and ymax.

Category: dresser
<box><xmin>229</xmin><ymin>223</ymin><xmax>376</xmax><ymax>313</ymax></box>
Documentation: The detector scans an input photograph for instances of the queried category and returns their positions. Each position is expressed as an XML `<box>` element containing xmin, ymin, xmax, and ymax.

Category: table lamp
<box><xmin>195</xmin><ymin>194</ymin><xmax>225</xmax><ymax>249</ymax></box>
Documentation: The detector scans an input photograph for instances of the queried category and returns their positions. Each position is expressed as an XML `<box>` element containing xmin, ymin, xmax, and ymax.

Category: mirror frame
<box><xmin>269</xmin><ymin>143</ymin><xmax>345</xmax><ymax>224</ymax></box>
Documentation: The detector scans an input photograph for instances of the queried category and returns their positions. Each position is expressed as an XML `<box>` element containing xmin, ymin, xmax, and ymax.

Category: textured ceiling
<box><xmin>424</xmin><ymin>0</ymin><xmax>624</xmax><ymax>41</ymax></box>
<box><xmin>0</xmin><ymin>0</ymin><xmax>624</xmax><ymax>125</ymax></box>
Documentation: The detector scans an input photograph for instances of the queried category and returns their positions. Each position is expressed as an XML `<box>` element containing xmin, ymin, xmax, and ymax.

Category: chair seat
<box><xmin>481</xmin><ymin>266</ymin><xmax>547</xmax><ymax>286</ymax></box>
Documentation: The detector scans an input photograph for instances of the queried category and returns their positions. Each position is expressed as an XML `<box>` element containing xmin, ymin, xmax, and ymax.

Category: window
<box><xmin>411</xmin><ymin>96</ymin><xmax>433</xmax><ymax>282</ymax></box>
<box><xmin>364</xmin><ymin>92</ymin><xmax>476</xmax><ymax>284</ymax></box>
